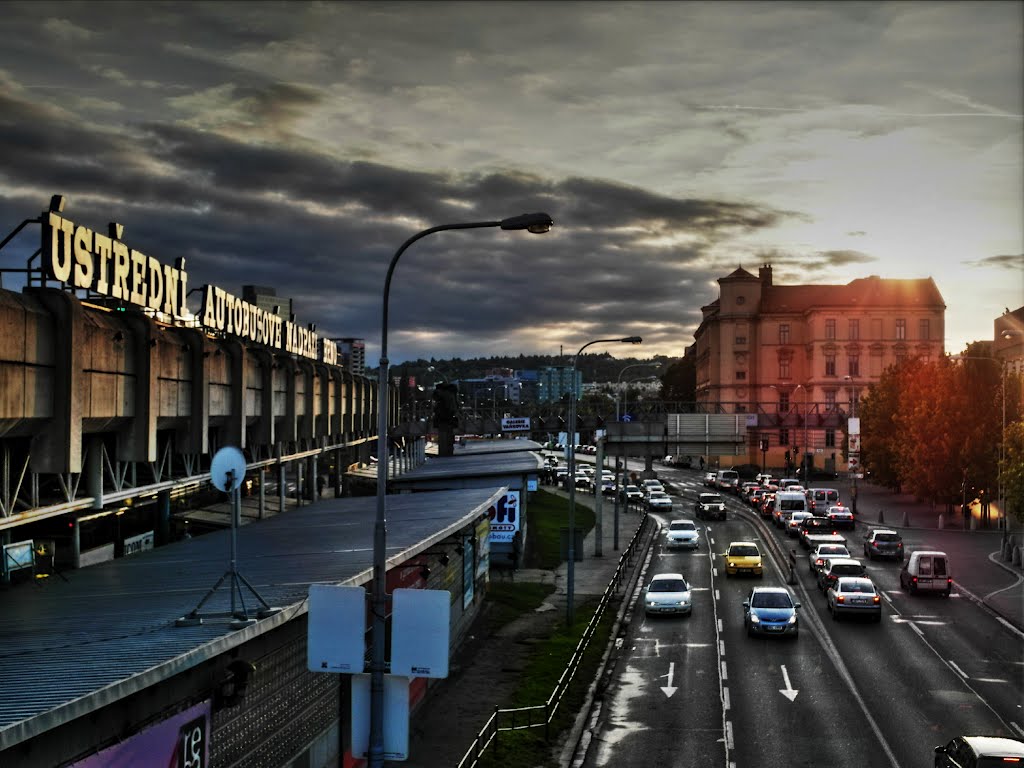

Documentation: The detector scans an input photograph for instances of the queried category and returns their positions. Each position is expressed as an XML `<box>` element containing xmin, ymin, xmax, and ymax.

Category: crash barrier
<box><xmin>456</xmin><ymin>513</ymin><xmax>653</xmax><ymax>768</ymax></box>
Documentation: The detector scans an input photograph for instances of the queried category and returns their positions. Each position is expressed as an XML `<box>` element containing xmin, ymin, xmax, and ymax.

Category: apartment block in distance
<box><xmin>694</xmin><ymin>264</ymin><xmax>946</xmax><ymax>471</ymax></box>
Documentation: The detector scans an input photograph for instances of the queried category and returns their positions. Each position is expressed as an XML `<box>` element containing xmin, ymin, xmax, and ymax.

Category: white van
<box><xmin>716</xmin><ymin>469</ymin><xmax>740</xmax><ymax>493</ymax></box>
<box><xmin>899</xmin><ymin>551</ymin><xmax>951</xmax><ymax>596</ymax></box>
<box><xmin>771</xmin><ymin>491</ymin><xmax>808</xmax><ymax>529</ymax></box>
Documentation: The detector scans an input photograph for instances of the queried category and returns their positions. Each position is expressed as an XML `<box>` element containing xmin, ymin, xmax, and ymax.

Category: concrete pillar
<box><xmin>258</xmin><ymin>467</ymin><xmax>266</xmax><ymax>519</ymax></box>
<box><xmin>71</xmin><ymin>514</ymin><xmax>81</xmax><ymax>568</ymax></box>
<box><xmin>86</xmin><ymin>435</ymin><xmax>104</xmax><ymax>510</ymax></box>
<box><xmin>157</xmin><ymin>490</ymin><xmax>170</xmax><ymax>546</ymax></box>
<box><xmin>334</xmin><ymin>448</ymin><xmax>343</xmax><ymax>497</ymax></box>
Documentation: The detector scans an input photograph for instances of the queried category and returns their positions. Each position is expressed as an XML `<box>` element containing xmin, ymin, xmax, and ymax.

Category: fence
<box><xmin>456</xmin><ymin>514</ymin><xmax>652</xmax><ymax>767</ymax></box>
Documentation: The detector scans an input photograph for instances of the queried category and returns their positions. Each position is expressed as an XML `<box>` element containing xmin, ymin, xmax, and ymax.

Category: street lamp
<box><xmin>612</xmin><ymin>361</ymin><xmax>662</xmax><ymax>551</ymax></box>
<box><xmin>567</xmin><ymin>335</ymin><xmax>642</xmax><ymax>625</ymax></box>
<box><xmin>370</xmin><ymin>211</ymin><xmax>552</xmax><ymax>768</ymax></box>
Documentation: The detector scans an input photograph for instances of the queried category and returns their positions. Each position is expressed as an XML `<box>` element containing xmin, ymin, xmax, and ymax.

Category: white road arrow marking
<box><xmin>779</xmin><ymin>665</ymin><xmax>799</xmax><ymax>701</ymax></box>
<box><xmin>661</xmin><ymin>661</ymin><xmax>678</xmax><ymax>697</ymax></box>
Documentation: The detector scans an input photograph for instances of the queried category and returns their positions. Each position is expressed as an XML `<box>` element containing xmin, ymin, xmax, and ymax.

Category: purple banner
<box><xmin>71</xmin><ymin>700</ymin><xmax>210</xmax><ymax>768</ymax></box>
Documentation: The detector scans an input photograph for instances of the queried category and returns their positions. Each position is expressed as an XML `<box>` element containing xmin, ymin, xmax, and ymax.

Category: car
<box><xmin>772</xmin><ymin>490</ymin><xmax>809</xmax><ymax>528</ymax></box>
<box><xmin>716</xmin><ymin>469</ymin><xmax>740</xmax><ymax>493</ymax></box>
<box><xmin>643</xmin><ymin>573</ymin><xmax>693</xmax><ymax>616</ymax></box>
<box><xmin>724</xmin><ymin>541</ymin><xmax>763</xmax><ymax>577</ymax></box>
<box><xmin>695</xmin><ymin>492</ymin><xmax>726</xmax><ymax>521</ymax></box>
<box><xmin>807</xmin><ymin>487</ymin><xmax>841</xmax><ymax>513</ymax></box>
<box><xmin>703</xmin><ymin>471</ymin><xmax>718</xmax><ymax>487</ymax></box>
<box><xmin>665</xmin><ymin>519</ymin><xmax>700</xmax><ymax>550</ymax></box>
<box><xmin>809</xmin><ymin>543</ymin><xmax>851</xmax><ymax>575</ymax></box>
<box><xmin>642</xmin><ymin>478</ymin><xmax>665</xmax><ymax>495</ymax></box>
<box><xmin>786</xmin><ymin>511</ymin><xmax>814</xmax><ymax>537</ymax></box>
<box><xmin>826</xmin><ymin>576</ymin><xmax>881</xmax><ymax>622</ymax></box>
<box><xmin>749</xmin><ymin>488</ymin><xmax>767</xmax><ymax>509</ymax></box>
<box><xmin>934</xmin><ymin>736</ymin><xmax>1024</xmax><ymax>767</ymax></box>
<box><xmin>743</xmin><ymin>587</ymin><xmax>800</xmax><ymax>637</ymax></box>
<box><xmin>645</xmin><ymin>490</ymin><xmax>673</xmax><ymax>512</ymax></box>
<box><xmin>740</xmin><ymin>481</ymin><xmax>760</xmax><ymax>499</ymax></box>
<box><xmin>825</xmin><ymin>504</ymin><xmax>855</xmax><ymax>530</ymax></box>
<box><xmin>757</xmin><ymin>492</ymin><xmax>776</xmax><ymax>518</ymax></box>
<box><xmin>619</xmin><ymin>485</ymin><xmax>645</xmax><ymax>504</ymax></box>
<box><xmin>798</xmin><ymin>515</ymin><xmax>834</xmax><ymax>547</ymax></box>
<box><xmin>818</xmin><ymin>557</ymin><xmax>867</xmax><ymax>593</ymax></box>
<box><xmin>900</xmin><ymin>550</ymin><xmax>952</xmax><ymax>596</ymax></box>
<box><xmin>863</xmin><ymin>528</ymin><xmax>905</xmax><ymax>561</ymax></box>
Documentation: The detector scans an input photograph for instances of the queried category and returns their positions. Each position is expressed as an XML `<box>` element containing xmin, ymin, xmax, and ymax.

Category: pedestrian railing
<box><xmin>456</xmin><ymin>513</ymin><xmax>652</xmax><ymax>768</ymax></box>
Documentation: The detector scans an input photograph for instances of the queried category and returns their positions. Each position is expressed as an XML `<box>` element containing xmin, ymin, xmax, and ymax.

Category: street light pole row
<box><xmin>567</xmin><ymin>336</ymin><xmax>642</xmax><ymax>625</ymax></box>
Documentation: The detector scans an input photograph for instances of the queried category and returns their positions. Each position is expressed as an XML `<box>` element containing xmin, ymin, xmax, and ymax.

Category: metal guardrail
<box><xmin>456</xmin><ymin>513</ymin><xmax>652</xmax><ymax>768</ymax></box>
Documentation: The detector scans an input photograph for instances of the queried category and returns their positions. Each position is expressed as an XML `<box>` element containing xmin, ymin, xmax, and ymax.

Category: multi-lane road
<box><xmin>575</xmin><ymin>463</ymin><xmax>1024</xmax><ymax>768</ymax></box>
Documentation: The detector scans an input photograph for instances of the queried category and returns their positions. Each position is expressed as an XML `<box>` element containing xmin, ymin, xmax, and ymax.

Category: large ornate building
<box><xmin>694</xmin><ymin>264</ymin><xmax>946</xmax><ymax>472</ymax></box>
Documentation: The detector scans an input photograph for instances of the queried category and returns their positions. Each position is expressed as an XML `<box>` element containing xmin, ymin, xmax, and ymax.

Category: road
<box><xmin>575</xmin><ymin>463</ymin><xmax>1024</xmax><ymax>768</ymax></box>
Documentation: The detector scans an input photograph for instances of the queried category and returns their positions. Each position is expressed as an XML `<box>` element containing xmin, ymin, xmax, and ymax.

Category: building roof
<box><xmin>759</xmin><ymin>276</ymin><xmax>945</xmax><ymax>314</ymax></box>
<box><xmin>0</xmin><ymin>487</ymin><xmax>503</xmax><ymax>750</ymax></box>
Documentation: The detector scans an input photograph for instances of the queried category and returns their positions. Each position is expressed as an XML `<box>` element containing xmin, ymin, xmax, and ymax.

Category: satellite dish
<box><xmin>211</xmin><ymin>446</ymin><xmax>247</xmax><ymax>492</ymax></box>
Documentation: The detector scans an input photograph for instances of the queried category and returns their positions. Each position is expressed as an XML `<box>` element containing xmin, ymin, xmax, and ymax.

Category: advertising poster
<box><xmin>486</xmin><ymin>491</ymin><xmax>520</xmax><ymax>544</ymax></box>
<box><xmin>71</xmin><ymin>700</ymin><xmax>211</xmax><ymax>768</ymax></box>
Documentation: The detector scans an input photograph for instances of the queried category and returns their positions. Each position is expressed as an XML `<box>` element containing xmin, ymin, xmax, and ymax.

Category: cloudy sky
<box><xmin>0</xmin><ymin>1</ymin><xmax>1020</xmax><ymax>363</ymax></box>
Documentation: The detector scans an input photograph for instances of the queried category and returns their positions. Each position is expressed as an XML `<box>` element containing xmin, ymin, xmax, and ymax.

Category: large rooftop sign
<box><xmin>42</xmin><ymin>199</ymin><xmax>336</xmax><ymax>365</ymax></box>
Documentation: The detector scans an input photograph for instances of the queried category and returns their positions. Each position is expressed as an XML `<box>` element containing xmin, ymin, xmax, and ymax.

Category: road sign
<box><xmin>622</xmin><ymin>414</ymin><xmax>633</xmax><ymax>422</ymax></box>
<box><xmin>848</xmin><ymin>455</ymin><xmax>860</xmax><ymax>472</ymax></box>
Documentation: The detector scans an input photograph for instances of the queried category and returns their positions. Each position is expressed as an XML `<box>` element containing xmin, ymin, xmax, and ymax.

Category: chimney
<box><xmin>759</xmin><ymin>264</ymin><xmax>773</xmax><ymax>285</ymax></box>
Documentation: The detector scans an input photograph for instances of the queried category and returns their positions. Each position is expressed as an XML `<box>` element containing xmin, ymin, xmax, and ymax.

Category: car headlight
<box><xmin>749</xmin><ymin>614</ymin><xmax>760</xmax><ymax>623</ymax></box>
<box><xmin>788</xmin><ymin>614</ymin><xmax>797</xmax><ymax>624</ymax></box>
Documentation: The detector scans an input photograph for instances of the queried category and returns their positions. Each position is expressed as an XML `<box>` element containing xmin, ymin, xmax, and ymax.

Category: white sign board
<box><xmin>487</xmin><ymin>491</ymin><xmax>521</xmax><ymax>544</ymax></box>
<box><xmin>307</xmin><ymin>584</ymin><xmax>366</xmax><ymax>673</ymax></box>
<box><xmin>351</xmin><ymin>674</ymin><xmax>409</xmax><ymax>761</ymax></box>
<box><xmin>848</xmin><ymin>417</ymin><xmax>860</xmax><ymax>436</ymax></box>
<box><xmin>848</xmin><ymin>435</ymin><xmax>861</xmax><ymax>453</ymax></box>
<box><xmin>501</xmin><ymin>416</ymin><xmax>531</xmax><ymax>431</ymax></box>
<box><xmin>391</xmin><ymin>589</ymin><xmax>450</xmax><ymax>678</ymax></box>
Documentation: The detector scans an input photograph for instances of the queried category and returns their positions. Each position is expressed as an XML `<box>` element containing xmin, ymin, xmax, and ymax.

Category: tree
<box><xmin>1001</xmin><ymin>420</ymin><xmax>1024</xmax><ymax>523</ymax></box>
<box><xmin>860</xmin><ymin>364</ymin><xmax>905</xmax><ymax>491</ymax></box>
<box><xmin>660</xmin><ymin>356</ymin><xmax>696</xmax><ymax>402</ymax></box>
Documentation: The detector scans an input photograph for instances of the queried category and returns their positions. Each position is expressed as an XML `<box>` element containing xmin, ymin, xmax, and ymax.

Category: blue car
<box><xmin>743</xmin><ymin>587</ymin><xmax>800</xmax><ymax>638</ymax></box>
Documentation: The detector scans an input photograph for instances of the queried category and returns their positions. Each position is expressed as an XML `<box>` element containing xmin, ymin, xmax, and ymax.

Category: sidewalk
<box><xmin>850</xmin><ymin>481</ymin><xmax>1024</xmax><ymax>633</ymax></box>
<box><xmin>404</xmin><ymin>491</ymin><xmax>649</xmax><ymax>768</ymax></box>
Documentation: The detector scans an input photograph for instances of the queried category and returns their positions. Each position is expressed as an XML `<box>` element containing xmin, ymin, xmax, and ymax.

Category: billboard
<box><xmin>501</xmin><ymin>416</ymin><xmax>531</xmax><ymax>431</ymax></box>
<box><xmin>486</xmin><ymin>491</ymin><xmax>520</xmax><ymax>544</ymax></box>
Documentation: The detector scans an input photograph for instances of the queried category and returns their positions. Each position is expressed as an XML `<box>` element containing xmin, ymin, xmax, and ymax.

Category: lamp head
<box><xmin>500</xmin><ymin>212</ymin><xmax>554</xmax><ymax>234</ymax></box>
<box><xmin>620</xmin><ymin>336</ymin><xmax>643</xmax><ymax>344</ymax></box>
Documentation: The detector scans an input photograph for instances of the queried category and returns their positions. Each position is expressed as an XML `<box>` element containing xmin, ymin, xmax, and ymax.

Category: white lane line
<box><xmin>718</xmin><ymin>618</ymin><xmax>723</xmax><ymax>632</ymax></box>
<box><xmin>721</xmin><ymin>661</ymin><xmax>728</xmax><ymax>681</ymax></box>
<box><xmin>1013</xmin><ymin>722</ymin><xmax>1024</xmax><ymax>738</ymax></box>
<box><xmin>719</xmin><ymin>640</ymin><xmax>725</xmax><ymax>656</ymax></box>
<box><xmin>706</xmin><ymin>524</ymin><xmax>730</xmax><ymax>767</ymax></box>
<box><xmin>713</xmin><ymin>567</ymin><xmax>719</xmax><ymax>577</ymax></box>
<box><xmin>974</xmin><ymin>678</ymin><xmax>1010</xmax><ymax>684</ymax></box>
<box><xmin>710</xmin><ymin>537</ymin><xmax>716</xmax><ymax>545</ymax></box>
<box><xmin>909</xmin><ymin>621</ymin><xmax>925</xmax><ymax>637</ymax></box>
<box><xmin>725</xmin><ymin>720</ymin><xmax>734</xmax><ymax>750</ymax></box>
<box><xmin>723</xmin><ymin>686</ymin><xmax>731</xmax><ymax>711</ymax></box>
<box><xmin>947</xmin><ymin>660</ymin><xmax>968</xmax><ymax>679</ymax></box>
<box><xmin>997</xmin><ymin>616</ymin><xmax>1022</xmax><ymax>636</ymax></box>
<box><xmin>715</xmin><ymin>589</ymin><xmax>721</xmax><ymax>601</ymax></box>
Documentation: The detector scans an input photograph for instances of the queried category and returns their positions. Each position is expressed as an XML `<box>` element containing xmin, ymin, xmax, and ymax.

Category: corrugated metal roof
<box><xmin>393</xmin><ymin>445</ymin><xmax>542</xmax><ymax>484</ymax></box>
<box><xmin>0</xmin><ymin>487</ymin><xmax>505</xmax><ymax>750</ymax></box>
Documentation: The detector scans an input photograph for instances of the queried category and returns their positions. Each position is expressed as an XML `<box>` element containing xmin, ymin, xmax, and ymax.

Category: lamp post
<box><xmin>797</xmin><ymin>384</ymin><xmax>809</xmax><ymax>483</ymax></box>
<box><xmin>844</xmin><ymin>375</ymin><xmax>860</xmax><ymax>515</ymax></box>
<box><xmin>567</xmin><ymin>335</ymin><xmax>642</xmax><ymax>625</ymax></box>
<box><xmin>612</xmin><ymin>361</ymin><xmax>661</xmax><ymax>551</ymax></box>
<box><xmin>370</xmin><ymin>211</ymin><xmax>551</xmax><ymax>768</ymax></box>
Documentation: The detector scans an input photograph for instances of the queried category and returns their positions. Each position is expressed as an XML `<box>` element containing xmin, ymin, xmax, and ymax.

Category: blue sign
<box><xmin>622</xmin><ymin>414</ymin><xmax>633</xmax><ymax>422</ymax></box>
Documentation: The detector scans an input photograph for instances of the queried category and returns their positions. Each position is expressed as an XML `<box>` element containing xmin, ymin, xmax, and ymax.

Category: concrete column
<box><xmin>258</xmin><ymin>467</ymin><xmax>266</xmax><ymax>519</ymax></box>
<box><xmin>86</xmin><ymin>435</ymin><xmax>104</xmax><ymax>510</ymax></box>
<box><xmin>157</xmin><ymin>489</ymin><xmax>170</xmax><ymax>546</ymax></box>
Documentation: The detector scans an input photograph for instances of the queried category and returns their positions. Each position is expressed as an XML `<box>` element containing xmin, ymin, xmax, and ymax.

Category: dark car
<box><xmin>798</xmin><ymin>516</ymin><xmax>833</xmax><ymax>548</ymax></box>
<box><xmin>696</xmin><ymin>493</ymin><xmax>726</xmax><ymax>521</ymax></box>
<box><xmin>863</xmin><ymin>528</ymin><xmax>905</xmax><ymax>561</ymax></box>
<box><xmin>743</xmin><ymin>587</ymin><xmax>800</xmax><ymax>638</ymax></box>
<box><xmin>817</xmin><ymin>557</ymin><xmax>867</xmax><ymax>593</ymax></box>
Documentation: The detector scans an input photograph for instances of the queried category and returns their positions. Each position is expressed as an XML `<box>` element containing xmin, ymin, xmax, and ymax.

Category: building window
<box><xmin>736</xmin><ymin>404</ymin><xmax>747</xmax><ymax>413</ymax></box>
<box><xmin>896</xmin><ymin>319</ymin><xmax>906</xmax><ymax>340</ymax></box>
<box><xmin>848</xmin><ymin>355</ymin><xmax>860</xmax><ymax>377</ymax></box>
<box><xmin>736</xmin><ymin>371</ymin><xmax>747</xmax><ymax>380</ymax></box>
<box><xmin>779</xmin><ymin>393</ymin><xmax>790</xmax><ymax>412</ymax></box>
<box><xmin>736</xmin><ymin>336</ymin><xmax>747</xmax><ymax>345</ymax></box>
<box><xmin>825</xmin><ymin>391</ymin><xmax>836</xmax><ymax>410</ymax></box>
<box><xmin>919</xmin><ymin>318</ymin><xmax>930</xmax><ymax>340</ymax></box>
<box><xmin>895</xmin><ymin>348</ymin><xmax>907</xmax><ymax>365</ymax></box>
<box><xmin>849</xmin><ymin>319</ymin><xmax>859</xmax><ymax>340</ymax></box>
<box><xmin>825</xmin><ymin>429</ymin><xmax>836</xmax><ymax>448</ymax></box>
<box><xmin>825</xmin><ymin>355</ymin><xmax>836</xmax><ymax>377</ymax></box>
<box><xmin>780</xmin><ymin>428</ymin><xmax>790</xmax><ymax>445</ymax></box>
<box><xmin>779</xmin><ymin>324</ymin><xmax>790</xmax><ymax>344</ymax></box>
<box><xmin>779</xmin><ymin>359</ymin><xmax>790</xmax><ymax>379</ymax></box>
<box><xmin>825</xmin><ymin>319</ymin><xmax>836</xmax><ymax>340</ymax></box>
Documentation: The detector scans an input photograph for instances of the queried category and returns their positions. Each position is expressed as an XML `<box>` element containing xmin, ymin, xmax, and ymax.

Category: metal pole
<box><xmin>595</xmin><ymin>439</ymin><xmax>604</xmax><ymax>557</ymax></box>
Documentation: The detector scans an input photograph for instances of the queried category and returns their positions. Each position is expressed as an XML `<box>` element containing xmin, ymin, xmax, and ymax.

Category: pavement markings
<box><xmin>974</xmin><ymin>678</ymin><xmax>1010</xmax><ymax>684</ymax></box>
<box><xmin>721</xmin><ymin>661</ymin><xmax>728</xmax><ymax>681</ymax></box>
<box><xmin>723</xmin><ymin>686</ymin><xmax>731</xmax><ymax>711</ymax></box>
<box><xmin>947</xmin><ymin>660</ymin><xmax>968</xmax><ymax>679</ymax></box>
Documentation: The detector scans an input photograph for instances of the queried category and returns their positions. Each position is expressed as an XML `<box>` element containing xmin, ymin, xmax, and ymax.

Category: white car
<box><xmin>619</xmin><ymin>484</ymin><xmax>645</xmax><ymax>504</ymax></box>
<box><xmin>645</xmin><ymin>491</ymin><xmax>673</xmax><ymax>512</ymax></box>
<box><xmin>644</xmin><ymin>573</ymin><xmax>693</xmax><ymax>616</ymax></box>
<box><xmin>642</xmin><ymin>478</ymin><xmax>664</xmax><ymax>494</ymax></box>
<box><xmin>665</xmin><ymin>519</ymin><xmax>699</xmax><ymax>550</ymax></box>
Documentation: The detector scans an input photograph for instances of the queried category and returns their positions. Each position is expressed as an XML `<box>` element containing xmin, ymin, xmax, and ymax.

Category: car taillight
<box><xmin>912</xmin><ymin>576</ymin><xmax>918</xmax><ymax>583</ymax></box>
<box><xmin>873</xmin><ymin>595</ymin><xmax>880</xmax><ymax>603</ymax></box>
<box><xmin>897</xmin><ymin>542</ymin><xmax>903</xmax><ymax>548</ymax></box>
<box><xmin>947</xmin><ymin>578</ymin><xmax>952</xmax><ymax>584</ymax></box>
<box><xmin>836</xmin><ymin>595</ymin><xmax>845</xmax><ymax>603</ymax></box>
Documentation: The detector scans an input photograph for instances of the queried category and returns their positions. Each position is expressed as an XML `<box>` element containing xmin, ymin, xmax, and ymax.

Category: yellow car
<box><xmin>725</xmin><ymin>541</ymin><xmax>764</xmax><ymax>577</ymax></box>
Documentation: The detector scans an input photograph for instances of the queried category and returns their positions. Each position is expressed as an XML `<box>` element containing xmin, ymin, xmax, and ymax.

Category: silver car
<box><xmin>665</xmin><ymin>519</ymin><xmax>700</xmax><ymax>550</ymax></box>
<box><xmin>826</xmin><ymin>576</ymin><xmax>882</xmax><ymax>622</ymax></box>
<box><xmin>644</xmin><ymin>573</ymin><xmax>693</xmax><ymax>616</ymax></box>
